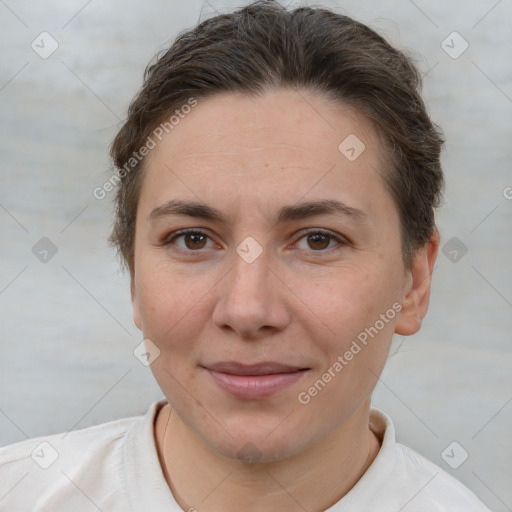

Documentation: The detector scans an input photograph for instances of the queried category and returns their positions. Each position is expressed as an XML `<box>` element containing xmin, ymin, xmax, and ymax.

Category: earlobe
<box><xmin>394</xmin><ymin>230</ymin><xmax>440</xmax><ymax>336</ymax></box>
<box><xmin>131</xmin><ymin>274</ymin><xmax>143</xmax><ymax>331</ymax></box>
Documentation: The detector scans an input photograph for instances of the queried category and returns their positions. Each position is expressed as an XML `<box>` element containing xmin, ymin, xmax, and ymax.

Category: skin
<box><xmin>130</xmin><ymin>88</ymin><xmax>439</xmax><ymax>512</ymax></box>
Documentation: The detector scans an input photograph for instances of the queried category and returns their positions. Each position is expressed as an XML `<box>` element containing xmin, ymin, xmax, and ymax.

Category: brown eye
<box><xmin>295</xmin><ymin>230</ymin><xmax>347</xmax><ymax>252</ymax></box>
<box><xmin>307</xmin><ymin>233</ymin><xmax>331</xmax><ymax>250</ymax></box>
<box><xmin>167</xmin><ymin>230</ymin><xmax>214</xmax><ymax>251</ymax></box>
<box><xmin>183</xmin><ymin>233</ymin><xmax>208</xmax><ymax>250</ymax></box>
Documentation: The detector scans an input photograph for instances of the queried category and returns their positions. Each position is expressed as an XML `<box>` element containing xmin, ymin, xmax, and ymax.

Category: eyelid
<box><xmin>295</xmin><ymin>227</ymin><xmax>350</xmax><ymax>245</ymax></box>
<box><xmin>163</xmin><ymin>227</ymin><xmax>350</xmax><ymax>253</ymax></box>
<box><xmin>291</xmin><ymin>228</ymin><xmax>350</xmax><ymax>252</ymax></box>
<box><xmin>164</xmin><ymin>228</ymin><xmax>219</xmax><ymax>250</ymax></box>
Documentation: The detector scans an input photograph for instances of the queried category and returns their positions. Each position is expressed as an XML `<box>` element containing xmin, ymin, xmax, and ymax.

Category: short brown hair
<box><xmin>109</xmin><ymin>0</ymin><xmax>444</xmax><ymax>274</ymax></box>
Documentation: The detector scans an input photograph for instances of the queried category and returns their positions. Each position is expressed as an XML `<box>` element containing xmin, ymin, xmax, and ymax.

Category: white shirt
<box><xmin>0</xmin><ymin>400</ymin><xmax>491</xmax><ymax>511</ymax></box>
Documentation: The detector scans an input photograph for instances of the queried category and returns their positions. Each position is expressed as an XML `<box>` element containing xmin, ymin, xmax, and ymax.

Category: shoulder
<box><xmin>395</xmin><ymin>442</ymin><xmax>491</xmax><ymax>511</ymax></box>
<box><xmin>345</xmin><ymin>408</ymin><xmax>492</xmax><ymax>512</ymax></box>
<box><xmin>0</xmin><ymin>413</ymin><xmax>136</xmax><ymax>465</ymax></box>
<box><xmin>0</xmin><ymin>402</ymin><xmax>161</xmax><ymax>511</ymax></box>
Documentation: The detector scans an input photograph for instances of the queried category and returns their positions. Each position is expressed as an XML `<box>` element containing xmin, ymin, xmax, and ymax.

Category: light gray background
<box><xmin>0</xmin><ymin>1</ymin><xmax>510</xmax><ymax>510</ymax></box>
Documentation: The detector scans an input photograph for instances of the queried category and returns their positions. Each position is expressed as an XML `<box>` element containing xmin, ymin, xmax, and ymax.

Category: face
<box><xmin>131</xmin><ymin>89</ymin><xmax>417</xmax><ymax>462</ymax></box>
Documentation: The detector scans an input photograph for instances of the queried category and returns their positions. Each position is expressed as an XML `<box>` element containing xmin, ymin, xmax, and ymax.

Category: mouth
<box><xmin>201</xmin><ymin>361</ymin><xmax>310</xmax><ymax>400</ymax></box>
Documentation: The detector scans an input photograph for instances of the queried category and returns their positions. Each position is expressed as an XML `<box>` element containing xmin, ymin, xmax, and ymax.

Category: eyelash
<box><xmin>163</xmin><ymin>228</ymin><xmax>349</xmax><ymax>255</ymax></box>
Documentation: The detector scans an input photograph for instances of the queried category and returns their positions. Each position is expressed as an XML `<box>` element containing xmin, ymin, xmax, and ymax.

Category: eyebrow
<box><xmin>149</xmin><ymin>198</ymin><xmax>368</xmax><ymax>225</ymax></box>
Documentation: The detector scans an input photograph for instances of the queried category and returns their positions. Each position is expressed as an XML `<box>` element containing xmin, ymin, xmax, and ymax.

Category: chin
<box><xmin>210</xmin><ymin>435</ymin><xmax>303</xmax><ymax>465</ymax></box>
<box><xmin>201</xmin><ymin>410</ymin><xmax>319</xmax><ymax>464</ymax></box>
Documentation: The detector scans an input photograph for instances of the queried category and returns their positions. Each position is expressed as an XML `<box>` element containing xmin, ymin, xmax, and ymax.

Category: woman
<box><xmin>0</xmin><ymin>1</ymin><xmax>492</xmax><ymax>510</ymax></box>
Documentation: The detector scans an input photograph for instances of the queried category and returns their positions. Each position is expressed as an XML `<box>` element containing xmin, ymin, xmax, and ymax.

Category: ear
<box><xmin>131</xmin><ymin>272</ymin><xmax>143</xmax><ymax>331</ymax></box>
<box><xmin>394</xmin><ymin>229</ymin><xmax>440</xmax><ymax>336</ymax></box>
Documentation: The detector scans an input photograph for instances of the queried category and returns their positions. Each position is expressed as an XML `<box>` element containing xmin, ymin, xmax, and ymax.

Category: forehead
<box><xmin>139</xmin><ymin>89</ymin><xmax>395</xmax><ymax>225</ymax></box>
<box><xmin>147</xmin><ymin>89</ymin><xmax>382</xmax><ymax>168</ymax></box>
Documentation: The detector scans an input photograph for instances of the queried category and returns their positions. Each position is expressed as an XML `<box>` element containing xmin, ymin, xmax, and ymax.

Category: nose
<box><xmin>211</xmin><ymin>247</ymin><xmax>291</xmax><ymax>340</ymax></box>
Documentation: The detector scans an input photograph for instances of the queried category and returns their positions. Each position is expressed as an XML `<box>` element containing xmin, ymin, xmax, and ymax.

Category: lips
<box><xmin>204</xmin><ymin>361</ymin><xmax>308</xmax><ymax>376</ymax></box>
<box><xmin>202</xmin><ymin>361</ymin><xmax>310</xmax><ymax>400</ymax></box>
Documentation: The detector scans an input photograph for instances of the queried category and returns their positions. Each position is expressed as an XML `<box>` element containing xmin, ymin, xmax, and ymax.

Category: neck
<box><xmin>154</xmin><ymin>400</ymin><xmax>381</xmax><ymax>512</ymax></box>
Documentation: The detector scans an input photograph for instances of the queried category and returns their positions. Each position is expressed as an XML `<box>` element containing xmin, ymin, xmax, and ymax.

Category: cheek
<box><xmin>306</xmin><ymin>264</ymin><xmax>395</xmax><ymax>336</ymax></box>
<box><xmin>302</xmin><ymin>263</ymin><xmax>398</xmax><ymax>386</ymax></box>
<box><xmin>135</xmin><ymin>264</ymin><xmax>210</xmax><ymax>406</ymax></box>
<box><xmin>137</xmin><ymin>257</ymin><xmax>206</xmax><ymax>321</ymax></box>
<box><xmin>135</xmin><ymin>265</ymin><xmax>192</xmax><ymax>345</ymax></box>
